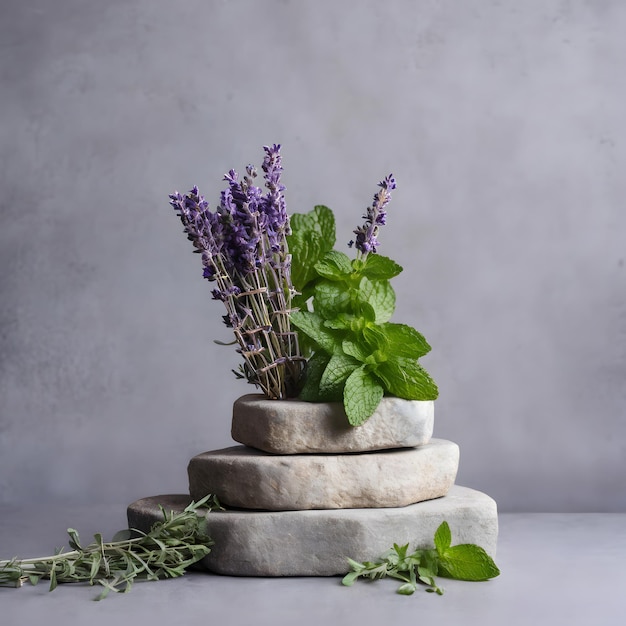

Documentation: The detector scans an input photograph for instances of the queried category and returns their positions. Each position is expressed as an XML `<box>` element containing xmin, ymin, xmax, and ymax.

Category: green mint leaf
<box><xmin>310</xmin><ymin>205</ymin><xmax>336</xmax><ymax>243</ymax></box>
<box><xmin>438</xmin><ymin>545</ymin><xmax>500</xmax><ymax>582</ymax></box>
<box><xmin>315</xmin><ymin>250</ymin><xmax>353</xmax><ymax>281</ymax></box>
<box><xmin>323</xmin><ymin>317</ymin><xmax>350</xmax><ymax>330</ymax></box>
<box><xmin>342</xmin><ymin>338</ymin><xmax>371</xmax><ymax>362</ymax></box>
<box><xmin>324</xmin><ymin>313</ymin><xmax>363</xmax><ymax>331</ymax></box>
<box><xmin>290</xmin><ymin>311</ymin><xmax>339</xmax><ymax>354</ymax></box>
<box><xmin>434</xmin><ymin>521</ymin><xmax>452</xmax><ymax>555</ymax></box>
<box><xmin>287</xmin><ymin>232</ymin><xmax>324</xmax><ymax>290</ymax></box>
<box><xmin>380</xmin><ymin>323</ymin><xmax>432</xmax><ymax>359</ymax></box>
<box><xmin>319</xmin><ymin>353</ymin><xmax>360</xmax><ymax>399</ymax></box>
<box><xmin>362</xmin><ymin>324</ymin><xmax>390</xmax><ymax>354</ymax></box>
<box><xmin>376</xmin><ymin>357</ymin><xmax>439</xmax><ymax>400</ymax></box>
<box><xmin>314</xmin><ymin>280</ymin><xmax>351</xmax><ymax>319</ymax></box>
<box><xmin>354</xmin><ymin>301</ymin><xmax>378</xmax><ymax>326</ymax></box>
<box><xmin>343</xmin><ymin>366</ymin><xmax>384</xmax><ymax>426</ymax></box>
<box><xmin>298</xmin><ymin>352</ymin><xmax>331</xmax><ymax>401</ymax></box>
<box><xmin>359</xmin><ymin>277</ymin><xmax>396</xmax><ymax>323</ymax></box>
<box><xmin>289</xmin><ymin>205</ymin><xmax>335</xmax><ymax>244</ymax></box>
<box><xmin>342</xmin><ymin>325</ymin><xmax>392</xmax><ymax>366</ymax></box>
<box><xmin>287</xmin><ymin>205</ymin><xmax>336</xmax><ymax>290</ymax></box>
<box><xmin>360</xmin><ymin>254</ymin><xmax>403</xmax><ymax>280</ymax></box>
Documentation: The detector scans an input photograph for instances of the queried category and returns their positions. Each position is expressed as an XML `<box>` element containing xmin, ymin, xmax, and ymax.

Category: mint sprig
<box><xmin>288</xmin><ymin>202</ymin><xmax>438</xmax><ymax>425</ymax></box>
<box><xmin>342</xmin><ymin>521</ymin><xmax>500</xmax><ymax>595</ymax></box>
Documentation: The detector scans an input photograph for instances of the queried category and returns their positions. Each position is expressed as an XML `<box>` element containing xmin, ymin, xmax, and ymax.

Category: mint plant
<box><xmin>342</xmin><ymin>521</ymin><xmax>500</xmax><ymax>595</ymax></box>
<box><xmin>287</xmin><ymin>177</ymin><xmax>438</xmax><ymax>425</ymax></box>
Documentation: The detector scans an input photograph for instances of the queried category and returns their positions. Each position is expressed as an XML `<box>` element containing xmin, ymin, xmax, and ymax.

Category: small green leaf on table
<box><xmin>438</xmin><ymin>544</ymin><xmax>500</xmax><ymax>582</ymax></box>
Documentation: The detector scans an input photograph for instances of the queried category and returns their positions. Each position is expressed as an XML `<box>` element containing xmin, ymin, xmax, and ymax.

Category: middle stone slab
<box><xmin>188</xmin><ymin>439</ymin><xmax>459</xmax><ymax>511</ymax></box>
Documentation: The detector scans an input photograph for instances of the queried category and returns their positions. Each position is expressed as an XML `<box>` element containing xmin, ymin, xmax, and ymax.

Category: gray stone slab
<box><xmin>231</xmin><ymin>394</ymin><xmax>434</xmax><ymax>454</ymax></box>
<box><xmin>127</xmin><ymin>485</ymin><xmax>498</xmax><ymax>576</ymax></box>
<box><xmin>188</xmin><ymin>439</ymin><xmax>459</xmax><ymax>510</ymax></box>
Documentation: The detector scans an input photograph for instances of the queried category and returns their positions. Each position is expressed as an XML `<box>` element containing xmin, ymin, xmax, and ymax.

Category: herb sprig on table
<box><xmin>342</xmin><ymin>521</ymin><xmax>500</xmax><ymax>595</ymax></box>
<box><xmin>1</xmin><ymin>510</ymin><xmax>498</xmax><ymax>599</ymax></box>
<box><xmin>0</xmin><ymin>495</ymin><xmax>221</xmax><ymax>600</ymax></box>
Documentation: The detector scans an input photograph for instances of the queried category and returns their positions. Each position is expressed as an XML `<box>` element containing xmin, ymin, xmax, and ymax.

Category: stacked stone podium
<box><xmin>127</xmin><ymin>394</ymin><xmax>498</xmax><ymax>576</ymax></box>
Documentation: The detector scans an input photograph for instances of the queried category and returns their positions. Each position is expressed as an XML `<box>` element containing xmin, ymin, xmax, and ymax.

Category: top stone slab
<box><xmin>231</xmin><ymin>394</ymin><xmax>434</xmax><ymax>454</ymax></box>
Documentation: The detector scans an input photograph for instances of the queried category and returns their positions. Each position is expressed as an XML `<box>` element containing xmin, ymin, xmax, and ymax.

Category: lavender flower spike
<box><xmin>218</xmin><ymin>168</ymin><xmax>263</xmax><ymax>275</ymax></box>
<box><xmin>352</xmin><ymin>174</ymin><xmax>396</xmax><ymax>255</ymax></box>
<box><xmin>169</xmin><ymin>186</ymin><xmax>222</xmax><ymax>280</ymax></box>
<box><xmin>260</xmin><ymin>143</ymin><xmax>289</xmax><ymax>251</ymax></box>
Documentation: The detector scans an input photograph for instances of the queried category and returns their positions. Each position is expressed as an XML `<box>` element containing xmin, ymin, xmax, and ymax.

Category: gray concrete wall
<box><xmin>1</xmin><ymin>0</ymin><xmax>624</xmax><ymax>511</ymax></box>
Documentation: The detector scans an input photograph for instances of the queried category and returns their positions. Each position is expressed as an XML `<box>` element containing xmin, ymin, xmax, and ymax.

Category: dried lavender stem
<box><xmin>169</xmin><ymin>144</ymin><xmax>303</xmax><ymax>399</ymax></box>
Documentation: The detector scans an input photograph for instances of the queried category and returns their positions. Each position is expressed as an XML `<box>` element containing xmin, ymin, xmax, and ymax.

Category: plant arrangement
<box><xmin>0</xmin><ymin>144</ymin><xmax>499</xmax><ymax>601</ymax></box>
<box><xmin>169</xmin><ymin>144</ymin><xmax>438</xmax><ymax>425</ymax></box>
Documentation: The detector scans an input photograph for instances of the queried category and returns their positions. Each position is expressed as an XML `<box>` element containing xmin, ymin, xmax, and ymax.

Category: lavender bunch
<box><xmin>169</xmin><ymin>145</ymin><xmax>304</xmax><ymax>399</ymax></box>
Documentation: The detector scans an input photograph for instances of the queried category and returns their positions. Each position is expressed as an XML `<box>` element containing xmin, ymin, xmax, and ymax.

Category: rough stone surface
<box><xmin>128</xmin><ymin>485</ymin><xmax>498</xmax><ymax>576</ymax></box>
<box><xmin>188</xmin><ymin>439</ymin><xmax>459</xmax><ymax>510</ymax></box>
<box><xmin>231</xmin><ymin>394</ymin><xmax>434</xmax><ymax>454</ymax></box>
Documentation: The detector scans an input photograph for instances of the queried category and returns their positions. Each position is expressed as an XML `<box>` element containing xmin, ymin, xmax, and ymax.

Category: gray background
<box><xmin>1</xmin><ymin>0</ymin><xmax>624</xmax><ymax>512</ymax></box>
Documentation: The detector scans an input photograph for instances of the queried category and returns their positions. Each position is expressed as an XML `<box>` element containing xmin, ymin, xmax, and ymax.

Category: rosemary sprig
<box><xmin>0</xmin><ymin>495</ymin><xmax>221</xmax><ymax>600</ymax></box>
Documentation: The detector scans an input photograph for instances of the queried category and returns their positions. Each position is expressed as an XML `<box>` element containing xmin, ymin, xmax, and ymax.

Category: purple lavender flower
<box><xmin>170</xmin><ymin>186</ymin><xmax>222</xmax><ymax>279</ymax></box>
<box><xmin>218</xmin><ymin>168</ymin><xmax>264</xmax><ymax>274</ymax></box>
<box><xmin>259</xmin><ymin>144</ymin><xmax>289</xmax><ymax>252</ymax></box>
<box><xmin>351</xmin><ymin>174</ymin><xmax>396</xmax><ymax>255</ymax></box>
<box><xmin>211</xmin><ymin>285</ymin><xmax>241</xmax><ymax>301</ymax></box>
<box><xmin>169</xmin><ymin>145</ymin><xmax>304</xmax><ymax>400</ymax></box>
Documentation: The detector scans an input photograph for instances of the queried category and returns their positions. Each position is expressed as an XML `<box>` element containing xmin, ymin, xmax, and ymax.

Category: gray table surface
<box><xmin>1</xmin><ymin>505</ymin><xmax>624</xmax><ymax>625</ymax></box>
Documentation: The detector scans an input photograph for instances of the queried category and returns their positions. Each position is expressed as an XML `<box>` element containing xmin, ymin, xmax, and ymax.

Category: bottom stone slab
<box><xmin>127</xmin><ymin>485</ymin><xmax>498</xmax><ymax>577</ymax></box>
